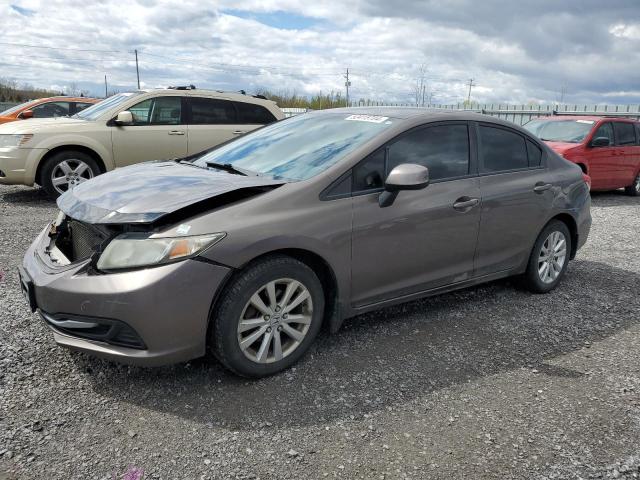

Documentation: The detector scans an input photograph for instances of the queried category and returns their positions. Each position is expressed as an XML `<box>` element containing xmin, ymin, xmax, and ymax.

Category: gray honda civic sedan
<box><xmin>20</xmin><ymin>108</ymin><xmax>591</xmax><ymax>377</ymax></box>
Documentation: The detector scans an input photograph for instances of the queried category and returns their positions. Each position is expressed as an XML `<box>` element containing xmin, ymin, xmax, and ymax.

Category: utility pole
<box><xmin>135</xmin><ymin>49</ymin><xmax>140</xmax><ymax>89</ymax></box>
<box><xmin>104</xmin><ymin>75</ymin><xmax>108</xmax><ymax>98</ymax></box>
<box><xmin>344</xmin><ymin>68</ymin><xmax>351</xmax><ymax>107</ymax></box>
<box><xmin>466</xmin><ymin>78</ymin><xmax>475</xmax><ymax>105</ymax></box>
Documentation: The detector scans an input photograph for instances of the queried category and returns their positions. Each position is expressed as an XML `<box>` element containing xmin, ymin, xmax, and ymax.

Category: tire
<box><xmin>211</xmin><ymin>255</ymin><xmax>325</xmax><ymax>378</ymax></box>
<box><xmin>521</xmin><ymin>220</ymin><xmax>572</xmax><ymax>293</ymax></box>
<box><xmin>624</xmin><ymin>172</ymin><xmax>640</xmax><ymax>197</ymax></box>
<box><xmin>41</xmin><ymin>150</ymin><xmax>101</xmax><ymax>198</ymax></box>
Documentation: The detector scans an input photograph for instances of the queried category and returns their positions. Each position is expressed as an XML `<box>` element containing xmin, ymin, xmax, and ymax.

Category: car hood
<box><xmin>543</xmin><ymin>141</ymin><xmax>581</xmax><ymax>155</ymax></box>
<box><xmin>57</xmin><ymin>161</ymin><xmax>286</xmax><ymax>224</ymax></box>
<box><xmin>0</xmin><ymin>116</ymin><xmax>88</xmax><ymax>133</ymax></box>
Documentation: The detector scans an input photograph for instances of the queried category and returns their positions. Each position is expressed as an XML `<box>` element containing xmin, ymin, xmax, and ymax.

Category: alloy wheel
<box><xmin>51</xmin><ymin>159</ymin><xmax>94</xmax><ymax>194</ymax></box>
<box><xmin>537</xmin><ymin>231</ymin><xmax>567</xmax><ymax>284</ymax></box>
<box><xmin>237</xmin><ymin>278</ymin><xmax>313</xmax><ymax>364</ymax></box>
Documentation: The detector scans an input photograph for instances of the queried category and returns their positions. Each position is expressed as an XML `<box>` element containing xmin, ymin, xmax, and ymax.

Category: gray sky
<box><xmin>2</xmin><ymin>0</ymin><xmax>639</xmax><ymax>104</ymax></box>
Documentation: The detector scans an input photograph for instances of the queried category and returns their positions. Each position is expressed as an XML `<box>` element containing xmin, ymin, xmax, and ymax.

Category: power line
<box><xmin>0</xmin><ymin>41</ymin><xmax>124</xmax><ymax>54</ymax></box>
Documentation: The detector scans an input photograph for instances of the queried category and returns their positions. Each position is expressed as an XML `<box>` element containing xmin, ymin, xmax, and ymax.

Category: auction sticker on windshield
<box><xmin>345</xmin><ymin>114</ymin><xmax>390</xmax><ymax>123</ymax></box>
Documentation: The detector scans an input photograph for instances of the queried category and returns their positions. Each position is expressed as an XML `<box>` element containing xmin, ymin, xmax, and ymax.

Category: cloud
<box><xmin>0</xmin><ymin>0</ymin><xmax>638</xmax><ymax>104</ymax></box>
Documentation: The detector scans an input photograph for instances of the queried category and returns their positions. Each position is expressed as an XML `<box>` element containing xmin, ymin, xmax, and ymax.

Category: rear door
<box><xmin>613</xmin><ymin>121</ymin><xmax>639</xmax><ymax>187</ymax></box>
<box><xmin>475</xmin><ymin>123</ymin><xmax>554</xmax><ymax>276</ymax></box>
<box><xmin>585</xmin><ymin>122</ymin><xmax>616</xmax><ymax>189</ymax></box>
<box><xmin>111</xmin><ymin>96</ymin><xmax>188</xmax><ymax>167</ymax></box>
<box><xmin>185</xmin><ymin>97</ymin><xmax>240</xmax><ymax>156</ymax></box>
<box><xmin>350</xmin><ymin>122</ymin><xmax>481</xmax><ymax>306</ymax></box>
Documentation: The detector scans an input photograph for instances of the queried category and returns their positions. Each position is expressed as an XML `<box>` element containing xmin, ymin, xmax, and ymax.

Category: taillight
<box><xmin>582</xmin><ymin>173</ymin><xmax>591</xmax><ymax>188</ymax></box>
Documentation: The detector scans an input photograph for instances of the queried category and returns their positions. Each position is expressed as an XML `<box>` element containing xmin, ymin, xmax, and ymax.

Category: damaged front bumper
<box><xmin>21</xmin><ymin>225</ymin><xmax>231</xmax><ymax>366</ymax></box>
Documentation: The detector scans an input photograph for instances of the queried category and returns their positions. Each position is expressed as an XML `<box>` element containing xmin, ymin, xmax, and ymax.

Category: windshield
<box><xmin>0</xmin><ymin>100</ymin><xmax>37</xmax><ymax>116</ymax></box>
<box><xmin>524</xmin><ymin>119</ymin><xmax>595</xmax><ymax>143</ymax></box>
<box><xmin>74</xmin><ymin>92</ymin><xmax>141</xmax><ymax>121</ymax></box>
<box><xmin>194</xmin><ymin>113</ymin><xmax>394</xmax><ymax>181</ymax></box>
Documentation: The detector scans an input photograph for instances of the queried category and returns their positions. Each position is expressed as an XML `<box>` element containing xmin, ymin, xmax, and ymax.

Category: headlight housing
<box><xmin>0</xmin><ymin>134</ymin><xmax>33</xmax><ymax>148</ymax></box>
<box><xmin>96</xmin><ymin>232</ymin><xmax>226</xmax><ymax>271</ymax></box>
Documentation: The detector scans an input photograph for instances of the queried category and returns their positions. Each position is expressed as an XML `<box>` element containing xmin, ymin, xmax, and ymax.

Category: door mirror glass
<box><xmin>591</xmin><ymin>136</ymin><xmax>610</xmax><ymax>147</ymax></box>
<box><xmin>114</xmin><ymin>111</ymin><xmax>133</xmax><ymax>125</ymax></box>
<box><xmin>19</xmin><ymin>109</ymin><xmax>33</xmax><ymax>119</ymax></box>
<box><xmin>379</xmin><ymin>163</ymin><xmax>429</xmax><ymax>207</ymax></box>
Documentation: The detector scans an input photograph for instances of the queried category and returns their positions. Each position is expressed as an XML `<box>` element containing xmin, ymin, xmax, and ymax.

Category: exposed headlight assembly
<box><xmin>96</xmin><ymin>232</ymin><xmax>226</xmax><ymax>270</ymax></box>
<box><xmin>0</xmin><ymin>134</ymin><xmax>33</xmax><ymax>148</ymax></box>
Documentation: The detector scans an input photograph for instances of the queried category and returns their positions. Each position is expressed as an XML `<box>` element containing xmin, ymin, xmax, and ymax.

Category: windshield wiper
<box><xmin>205</xmin><ymin>161</ymin><xmax>261</xmax><ymax>176</ymax></box>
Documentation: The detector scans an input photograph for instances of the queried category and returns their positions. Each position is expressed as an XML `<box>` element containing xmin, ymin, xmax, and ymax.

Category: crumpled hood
<box><xmin>57</xmin><ymin>161</ymin><xmax>285</xmax><ymax>224</ymax></box>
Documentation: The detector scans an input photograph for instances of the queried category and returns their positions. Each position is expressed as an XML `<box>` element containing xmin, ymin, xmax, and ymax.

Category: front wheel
<box><xmin>521</xmin><ymin>220</ymin><xmax>572</xmax><ymax>293</ymax></box>
<box><xmin>41</xmin><ymin>150</ymin><xmax>101</xmax><ymax>198</ymax></box>
<box><xmin>211</xmin><ymin>255</ymin><xmax>325</xmax><ymax>378</ymax></box>
<box><xmin>624</xmin><ymin>173</ymin><xmax>640</xmax><ymax>197</ymax></box>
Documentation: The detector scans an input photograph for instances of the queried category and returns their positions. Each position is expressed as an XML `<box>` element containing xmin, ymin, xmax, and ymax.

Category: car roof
<box><xmin>138</xmin><ymin>88</ymin><xmax>277</xmax><ymax>105</ymax></box>
<box><xmin>528</xmin><ymin>115</ymin><xmax>638</xmax><ymax>123</ymax></box>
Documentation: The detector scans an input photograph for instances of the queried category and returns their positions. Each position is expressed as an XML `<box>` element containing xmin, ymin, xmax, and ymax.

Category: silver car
<box><xmin>20</xmin><ymin>108</ymin><xmax>591</xmax><ymax>377</ymax></box>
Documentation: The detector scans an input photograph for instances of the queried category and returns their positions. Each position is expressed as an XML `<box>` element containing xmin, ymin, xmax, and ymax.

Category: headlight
<box><xmin>0</xmin><ymin>134</ymin><xmax>33</xmax><ymax>148</ymax></box>
<box><xmin>96</xmin><ymin>232</ymin><xmax>226</xmax><ymax>270</ymax></box>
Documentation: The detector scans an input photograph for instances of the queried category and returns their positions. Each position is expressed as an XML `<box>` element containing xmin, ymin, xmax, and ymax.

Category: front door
<box><xmin>112</xmin><ymin>96</ymin><xmax>188</xmax><ymax>167</ymax></box>
<box><xmin>350</xmin><ymin>122</ymin><xmax>481</xmax><ymax>307</ymax></box>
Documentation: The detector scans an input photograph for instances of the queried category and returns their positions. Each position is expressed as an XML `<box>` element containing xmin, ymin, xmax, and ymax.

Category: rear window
<box><xmin>523</xmin><ymin>119</ymin><xmax>594</xmax><ymax>143</ymax></box>
<box><xmin>613</xmin><ymin>122</ymin><xmax>637</xmax><ymax>146</ymax></box>
<box><xmin>234</xmin><ymin>102</ymin><xmax>277</xmax><ymax>124</ymax></box>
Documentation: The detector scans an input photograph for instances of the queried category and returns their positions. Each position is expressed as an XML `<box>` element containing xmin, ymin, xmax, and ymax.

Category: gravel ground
<box><xmin>1</xmin><ymin>185</ymin><xmax>639</xmax><ymax>480</ymax></box>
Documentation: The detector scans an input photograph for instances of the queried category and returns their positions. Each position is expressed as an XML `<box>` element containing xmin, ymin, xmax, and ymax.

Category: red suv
<box><xmin>524</xmin><ymin>116</ymin><xmax>640</xmax><ymax>196</ymax></box>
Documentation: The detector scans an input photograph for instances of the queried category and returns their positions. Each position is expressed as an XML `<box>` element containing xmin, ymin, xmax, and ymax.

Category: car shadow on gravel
<box><xmin>77</xmin><ymin>259</ymin><xmax>640</xmax><ymax>429</ymax></box>
<box><xmin>0</xmin><ymin>187</ymin><xmax>53</xmax><ymax>207</ymax></box>
<box><xmin>590</xmin><ymin>191</ymin><xmax>640</xmax><ymax>207</ymax></box>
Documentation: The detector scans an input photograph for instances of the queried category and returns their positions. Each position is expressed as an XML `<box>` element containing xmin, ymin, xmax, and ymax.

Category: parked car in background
<box><xmin>524</xmin><ymin>116</ymin><xmax>640</xmax><ymax>196</ymax></box>
<box><xmin>20</xmin><ymin>109</ymin><xmax>591</xmax><ymax>377</ymax></box>
<box><xmin>0</xmin><ymin>96</ymin><xmax>99</xmax><ymax>125</ymax></box>
<box><xmin>0</xmin><ymin>87</ymin><xmax>284</xmax><ymax>197</ymax></box>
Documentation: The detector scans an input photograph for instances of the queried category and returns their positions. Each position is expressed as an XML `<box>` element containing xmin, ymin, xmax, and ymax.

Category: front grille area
<box><xmin>40</xmin><ymin>311</ymin><xmax>147</xmax><ymax>349</ymax></box>
<box><xmin>68</xmin><ymin>220</ymin><xmax>105</xmax><ymax>260</ymax></box>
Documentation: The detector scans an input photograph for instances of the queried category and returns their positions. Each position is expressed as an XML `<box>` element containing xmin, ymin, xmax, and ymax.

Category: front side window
<box><xmin>129</xmin><ymin>97</ymin><xmax>182</xmax><ymax>125</ymax></box>
<box><xmin>593</xmin><ymin>122</ymin><xmax>614</xmax><ymax>145</ymax></box>
<box><xmin>480</xmin><ymin>125</ymin><xmax>528</xmax><ymax>173</ymax></box>
<box><xmin>193</xmin><ymin>113</ymin><xmax>393</xmax><ymax>181</ymax></box>
<box><xmin>31</xmin><ymin>102</ymin><xmax>70</xmax><ymax>118</ymax></box>
<box><xmin>235</xmin><ymin>102</ymin><xmax>277</xmax><ymax>124</ymax></box>
<box><xmin>189</xmin><ymin>98</ymin><xmax>236</xmax><ymax>125</ymax></box>
<box><xmin>387</xmin><ymin>124</ymin><xmax>470</xmax><ymax>181</ymax></box>
<box><xmin>613</xmin><ymin>122</ymin><xmax>637</xmax><ymax>146</ymax></box>
<box><xmin>353</xmin><ymin>148</ymin><xmax>385</xmax><ymax>192</ymax></box>
<box><xmin>523</xmin><ymin>119</ymin><xmax>594</xmax><ymax>143</ymax></box>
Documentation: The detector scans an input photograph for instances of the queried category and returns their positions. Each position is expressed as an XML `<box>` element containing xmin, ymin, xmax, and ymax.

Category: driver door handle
<box><xmin>168</xmin><ymin>130</ymin><xmax>185</xmax><ymax>136</ymax></box>
<box><xmin>533</xmin><ymin>182</ymin><xmax>552</xmax><ymax>193</ymax></box>
<box><xmin>453</xmin><ymin>197</ymin><xmax>479</xmax><ymax>211</ymax></box>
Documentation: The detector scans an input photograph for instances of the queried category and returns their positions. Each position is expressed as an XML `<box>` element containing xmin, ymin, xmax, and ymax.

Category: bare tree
<box><xmin>413</xmin><ymin>64</ymin><xmax>429</xmax><ymax>107</ymax></box>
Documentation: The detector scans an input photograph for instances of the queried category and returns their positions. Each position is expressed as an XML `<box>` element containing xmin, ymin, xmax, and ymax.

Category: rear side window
<box><xmin>479</xmin><ymin>126</ymin><xmax>528</xmax><ymax>173</ymax></box>
<box><xmin>387</xmin><ymin>124</ymin><xmax>470</xmax><ymax>181</ymax></box>
<box><xmin>526</xmin><ymin>139</ymin><xmax>543</xmax><ymax>167</ymax></box>
<box><xmin>234</xmin><ymin>102</ymin><xmax>277</xmax><ymax>124</ymax></box>
<box><xmin>74</xmin><ymin>102</ymin><xmax>94</xmax><ymax>113</ymax></box>
<box><xmin>189</xmin><ymin>98</ymin><xmax>236</xmax><ymax>125</ymax></box>
<box><xmin>613</xmin><ymin>122</ymin><xmax>637</xmax><ymax>146</ymax></box>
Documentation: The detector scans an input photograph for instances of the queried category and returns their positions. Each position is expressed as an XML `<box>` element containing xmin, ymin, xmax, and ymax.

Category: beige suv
<box><xmin>0</xmin><ymin>87</ymin><xmax>284</xmax><ymax>197</ymax></box>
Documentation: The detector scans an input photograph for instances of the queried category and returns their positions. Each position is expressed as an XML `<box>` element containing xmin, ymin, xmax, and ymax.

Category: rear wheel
<box><xmin>41</xmin><ymin>150</ymin><xmax>100</xmax><ymax>198</ymax></box>
<box><xmin>521</xmin><ymin>220</ymin><xmax>572</xmax><ymax>293</ymax></box>
<box><xmin>211</xmin><ymin>255</ymin><xmax>324</xmax><ymax>377</ymax></box>
<box><xmin>624</xmin><ymin>173</ymin><xmax>640</xmax><ymax>197</ymax></box>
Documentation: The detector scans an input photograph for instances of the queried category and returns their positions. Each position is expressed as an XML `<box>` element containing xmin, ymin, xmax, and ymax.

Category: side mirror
<box><xmin>19</xmin><ymin>110</ymin><xmax>34</xmax><ymax>119</ymax></box>
<box><xmin>113</xmin><ymin>111</ymin><xmax>133</xmax><ymax>125</ymax></box>
<box><xmin>591</xmin><ymin>136</ymin><xmax>610</xmax><ymax>147</ymax></box>
<box><xmin>379</xmin><ymin>163</ymin><xmax>430</xmax><ymax>208</ymax></box>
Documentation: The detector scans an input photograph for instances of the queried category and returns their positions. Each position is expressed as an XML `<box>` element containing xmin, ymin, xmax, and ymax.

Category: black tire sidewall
<box><xmin>524</xmin><ymin>220</ymin><xmax>572</xmax><ymax>293</ymax></box>
<box><xmin>41</xmin><ymin>151</ymin><xmax>100</xmax><ymax>198</ymax></box>
<box><xmin>212</xmin><ymin>256</ymin><xmax>325</xmax><ymax>378</ymax></box>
